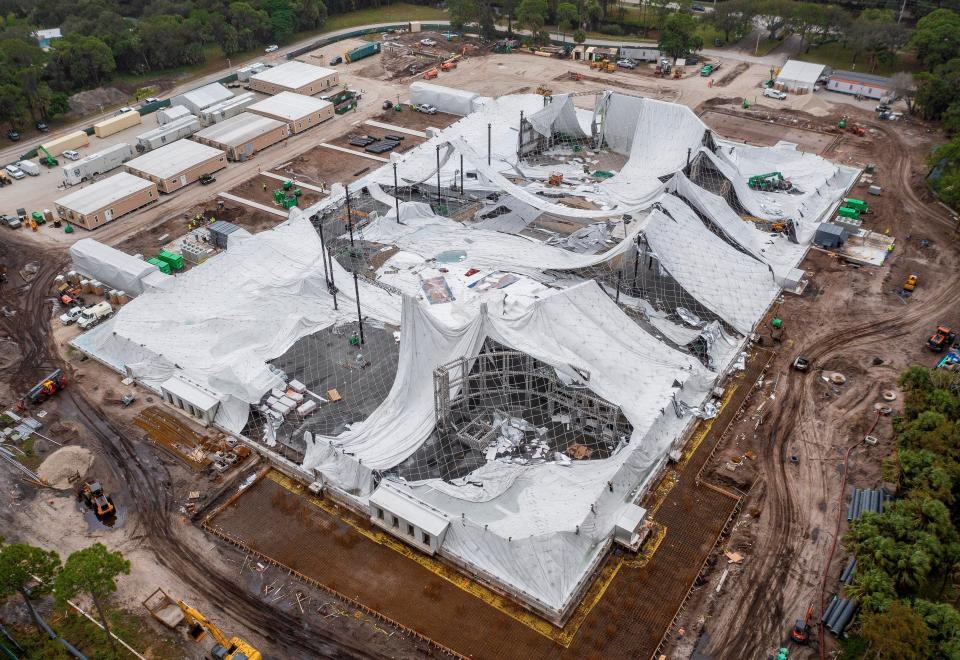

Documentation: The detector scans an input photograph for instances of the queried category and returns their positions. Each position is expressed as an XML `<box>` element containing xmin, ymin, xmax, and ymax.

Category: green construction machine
<box><xmin>748</xmin><ymin>172</ymin><xmax>792</xmax><ymax>192</ymax></box>
<box><xmin>273</xmin><ymin>180</ymin><xmax>302</xmax><ymax>209</ymax></box>
<box><xmin>38</xmin><ymin>145</ymin><xmax>58</xmax><ymax>167</ymax></box>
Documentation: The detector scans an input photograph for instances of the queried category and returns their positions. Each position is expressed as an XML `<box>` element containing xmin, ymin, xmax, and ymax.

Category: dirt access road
<box><xmin>678</xmin><ymin>112</ymin><xmax>960</xmax><ymax>658</ymax></box>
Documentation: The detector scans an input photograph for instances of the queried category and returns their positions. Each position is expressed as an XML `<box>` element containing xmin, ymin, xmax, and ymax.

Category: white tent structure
<box><xmin>73</xmin><ymin>90</ymin><xmax>858</xmax><ymax>624</ymax></box>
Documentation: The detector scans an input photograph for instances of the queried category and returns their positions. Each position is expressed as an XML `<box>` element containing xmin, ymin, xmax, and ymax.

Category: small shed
<box><xmin>171</xmin><ymin>83</ymin><xmax>234</xmax><ymax>115</ymax></box>
<box><xmin>775</xmin><ymin>60</ymin><xmax>826</xmax><ymax>94</ymax></box>
<box><xmin>160</xmin><ymin>375</ymin><xmax>220</xmax><ymax>424</ymax></box>
<box><xmin>814</xmin><ymin>223</ymin><xmax>847</xmax><ymax>249</ymax></box>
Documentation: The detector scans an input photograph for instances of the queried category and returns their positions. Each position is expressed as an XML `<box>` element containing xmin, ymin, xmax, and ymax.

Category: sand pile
<box><xmin>37</xmin><ymin>446</ymin><xmax>94</xmax><ymax>489</ymax></box>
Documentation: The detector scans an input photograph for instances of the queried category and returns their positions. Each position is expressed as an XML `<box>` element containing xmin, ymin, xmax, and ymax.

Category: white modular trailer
<box><xmin>63</xmin><ymin>143</ymin><xmax>135</xmax><ymax>186</ymax></box>
<box><xmin>236</xmin><ymin>62</ymin><xmax>266</xmax><ymax>81</ymax></box>
<box><xmin>171</xmin><ymin>82</ymin><xmax>234</xmax><ymax>114</ymax></box>
<box><xmin>826</xmin><ymin>71</ymin><xmax>894</xmax><ymax>100</ymax></box>
<box><xmin>199</xmin><ymin>92</ymin><xmax>257</xmax><ymax>125</ymax></box>
<box><xmin>136</xmin><ymin>115</ymin><xmax>201</xmax><ymax>152</ymax></box>
<box><xmin>618</xmin><ymin>44</ymin><xmax>660</xmax><ymax>62</ymax></box>
<box><xmin>156</xmin><ymin>105</ymin><xmax>192</xmax><ymax>125</ymax></box>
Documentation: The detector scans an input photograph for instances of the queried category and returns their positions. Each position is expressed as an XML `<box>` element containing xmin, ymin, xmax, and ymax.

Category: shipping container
<box><xmin>41</xmin><ymin>131</ymin><xmax>89</xmax><ymax>157</ymax></box>
<box><xmin>63</xmin><ymin>143</ymin><xmax>134</xmax><ymax>186</ymax></box>
<box><xmin>345</xmin><ymin>42</ymin><xmax>381</xmax><ymax>63</ymax></box>
<box><xmin>844</xmin><ymin>198</ymin><xmax>869</xmax><ymax>213</ymax></box>
<box><xmin>93</xmin><ymin>110</ymin><xmax>142</xmax><ymax>138</ymax></box>
<box><xmin>156</xmin><ymin>249</ymin><xmax>184</xmax><ymax>270</ymax></box>
<box><xmin>136</xmin><ymin>115</ymin><xmax>200</xmax><ymax>152</ymax></box>
<box><xmin>837</xmin><ymin>206</ymin><xmax>860</xmax><ymax>220</ymax></box>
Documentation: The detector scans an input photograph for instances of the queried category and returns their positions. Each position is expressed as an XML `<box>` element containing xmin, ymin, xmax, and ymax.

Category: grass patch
<box><xmin>801</xmin><ymin>42</ymin><xmax>922</xmax><ymax>75</ymax></box>
<box><xmin>322</xmin><ymin>4</ymin><xmax>447</xmax><ymax>33</ymax></box>
<box><xmin>8</xmin><ymin>603</ymin><xmax>184</xmax><ymax>660</ymax></box>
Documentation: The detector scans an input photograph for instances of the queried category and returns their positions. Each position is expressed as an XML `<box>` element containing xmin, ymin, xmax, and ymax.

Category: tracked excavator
<box><xmin>177</xmin><ymin>600</ymin><xmax>262</xmax><ymax>660</ymax></box>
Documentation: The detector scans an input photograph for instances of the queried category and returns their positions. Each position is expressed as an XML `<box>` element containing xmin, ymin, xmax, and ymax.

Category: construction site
<box><xmin>1</xmin><ymin>25</ymin><xmax>958</xmax><ymax>660</ymax></box>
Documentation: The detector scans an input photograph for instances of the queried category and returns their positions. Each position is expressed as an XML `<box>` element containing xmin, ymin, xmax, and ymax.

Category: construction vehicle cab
<box><xmin>904</xmin><ymin>274</ymin><xmax>918</xmax><ymax>292</ymax></box>
<box><xmin>790</xmin><ymin>605</ymin><xmax>814</xmax><ymax>644</ymax></box>
<box><xmin>177</xmin><ymin>601</ymin><xmax>262</xmax><ymax>660</ymax></box>
<box><xmin>18</xmin><ymin>369</ymin><xmax>67</xmax><ymax>410</ymax></box>
<box><xmin>929</xmin><ymin>326</ymin><xmax>957</xmax><ymax>352</ymax></box>
<box><xmin>748</xmin><ymin>172</ymin><xmax>792</xmax><ymax>191</ymax></box>
<box><xmin>80</xmin><ymin>481</ymin><xmax>115</xmax><ymax>518</ymax></box>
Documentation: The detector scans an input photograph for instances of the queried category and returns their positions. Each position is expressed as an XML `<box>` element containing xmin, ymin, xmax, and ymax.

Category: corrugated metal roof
<box><xmin>776</xmin><ymin>60</ymin><xmax>826</xmax><ymax>85</ymax></box>
<box><xmin>829</xmin><ymin>70</ymin><xmax>892</xmax><ymax>87</ymax></box>
<box><xmin>172</xmin><ymin>82</ymin><xmax>234</xmax><ymax>111</ymax></box>
<box><xmin>193</xmin><ymin>112</ymin><xmax>286</xmax><ymax>147</ymax></box>
<box><xmin>126</xmin><ymin>140</ymin><xmax>224</xmax><ymax>179</ymax></box>
<box><xmin>248</xmin><ymin>91</ymin><xmax>332</xmax><ymax>120</ymax></box>
<box><xmin>55</xmin><ymin>172</ymin><xmax>155</xmax><ymax>215</ymax></box>
<box><xmin>250</xmin><ymin>61</ymin><xmax>336</xmax><ymax>89</ymax></box>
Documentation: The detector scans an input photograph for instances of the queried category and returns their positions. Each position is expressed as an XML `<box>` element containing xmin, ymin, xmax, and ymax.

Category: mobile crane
<box><xmin>176</xmin><ymin>601</ymin><xmax>262</xmax><ymax>660</ymax></box>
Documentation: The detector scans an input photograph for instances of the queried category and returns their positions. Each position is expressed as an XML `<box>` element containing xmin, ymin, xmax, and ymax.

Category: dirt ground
<box><xmin>329</xmin><ymin>128</ymin><xmax>425</xmax><ymax>154</ymax></box>
<box><xmin>373</xmin><ymin>107</ymin><xmax>461</xmax><ymax>131</ymax></box>
<box><xmin>276</xmin><ymin>143</ymin><xmax>384</xmax><ymax>187</ymax></box>
<box><xmin>701</xmin><ymin>109</ymin><xmax>838</xmax><ymax>153</ymax></box>
<box><xmin>228</xmin><ymin>174</ymin><xmax>324</xmax><ymax>208</ymax></box>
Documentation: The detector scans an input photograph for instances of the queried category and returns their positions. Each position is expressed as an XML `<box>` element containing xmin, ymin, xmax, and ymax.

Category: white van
<box><xmin>77</xmin><ymin>301</ymin><xmax>113</xmax><ymax>330</ymax></box>
<box><xmin>17</xmin><ymin>160</ymin><xmax>40</xmax><ymax>176</ymax></box>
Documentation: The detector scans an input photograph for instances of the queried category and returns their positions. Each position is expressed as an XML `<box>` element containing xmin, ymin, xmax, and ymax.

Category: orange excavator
<box><xmin>791</xmin><ymin>605</ymin><xmax>814</xmax><ymax>643</ymax></box>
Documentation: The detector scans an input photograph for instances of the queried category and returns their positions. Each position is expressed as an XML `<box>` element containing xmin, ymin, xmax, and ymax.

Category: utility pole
<box><xmin>517</xmin><ymin>110</ymin><xmax>524</xmax><ymax>161</ymax></box>
<box><xmin>353</xmin><ymin>272</ymin><xmax>365</xmax><ymax>345</ymax></box>
<box><xmin>316</xmin><ymin>216</ymin><xmax>330</xmax><ymax>287</ymax></box>
<box><xmin>319</xmin><ymin>218</ymin><xmax>338</xmax><ymax>310</ymax></box>
<box><xmin>488</xmin><ymin>123</ymin><xmax>492</xmax><ymax>166</ymax></box>
<box><xmin>435</xmin><ymin>144</ymin><xmax>442</xmax><ymax>208</ymax></box>
<box><xmin>345</xmin><ymin>187</ymin><xmax>354</xmax><ymax>246</ymax></box>
<box><xmin>460</xmin><ymin>154</ymin><xmax>464</xmax><ymax>195</ymax></box>
<box><xmin>393</xmin><ymin>162</ymin><xmax>401</xmax><ymax>223</ymax></box>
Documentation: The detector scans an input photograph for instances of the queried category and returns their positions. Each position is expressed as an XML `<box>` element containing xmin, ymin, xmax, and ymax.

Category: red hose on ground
<box><xmin>818</xmin><ymin>410</ymin><xmax>881</xmax><ymax>660</ymax></box>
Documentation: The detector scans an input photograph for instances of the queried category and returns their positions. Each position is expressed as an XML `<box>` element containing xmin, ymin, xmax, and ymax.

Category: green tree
<box><xmin>49</xmin><ymin>34</ymin><xmax>116</xmax><ymax>90</ymax></box>
<box><xmin>755</xmin><ymin>0</ymin><xmax>792</xmax><ymax>41</ymax></box>
<box><xmin>573</xmin><ymin>28</ymin><xmax>586</xmax><ymax>44</ymax></box>
<box><xmin>849</xmin><ymin>9</ymin><xmax>908</xmax><ymax>73</ymax></box>
<box><xmin>517</xmin><ymin>0</ymin><xmax>549</xmax><ymax>41</ymax></box>
<box><xmin>860</xmin><ymin>601</ymin><xmax>934</xmax><ymax>659</ymax></box>
<box><xmin>0</xmin><ymin>82</ymin><xmax>26</xmax><ymax>129</ymax></box>
<box><xmin>55</xmin><ymin>543</ymin><xmax>131</xmax><ymax>655</ymax></box>
<box><xmin>658</xmin><ymin>12</ymin><xmax>701</xmax><ymax>58</ymax></box>
<box><xmin>709</xmin><ymin>0</ymin><xmax>753</xmax><ymax>45</ymax></box>
<box><xmin>910</xmin><ymin>9</ymin><xmax>960</xmax><ymax>70</ymax></box>
<box><xmin>558</xmin><ymin>2</ymin><xmax>579</xmax><ymax>32</ymax></box>
<box><xmin>0</xmin><ymin>542</ymin><xmax>62</xmax><ymax>637</ymax></box>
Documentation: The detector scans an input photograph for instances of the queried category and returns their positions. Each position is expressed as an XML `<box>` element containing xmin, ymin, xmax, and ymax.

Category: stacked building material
<box><xmin>846</xmin><ymin>487</ymin><xmax>889</xmax><ymax>521</ymax></box>
<box><xmin>821</xmin><ymin>596</ymin><xmax>858</xmax><ymax>636</ymax></box>
<box><xmin>839</xmin><ymin>557</ymin><xmax>857</xmax><ymax>585</ymax></box>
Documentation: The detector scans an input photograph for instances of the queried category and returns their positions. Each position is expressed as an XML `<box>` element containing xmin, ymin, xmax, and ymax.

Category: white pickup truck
<box><xmin>59</xmin><ymin>306</ymin><xmax>83</xmax><ymax>325</ymax></box>
<box><xmin>77</xmin><ymin>301</ymin><xmax>113</xmax><ymax>330</ymax></box>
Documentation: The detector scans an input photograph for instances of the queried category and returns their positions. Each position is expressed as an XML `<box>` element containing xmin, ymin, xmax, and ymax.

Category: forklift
<box><xmin>928</xmin><ymin>326</ymin><xmax>957</xmax><ymax>352</ymax></box>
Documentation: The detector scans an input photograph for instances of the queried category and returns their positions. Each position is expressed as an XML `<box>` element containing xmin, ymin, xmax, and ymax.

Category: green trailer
<box><xmin>147</xmin><ymin>257</ymin><xmax>172</xmax><ymax>275</ymax></box>
<box><xmin>157</xmin><ymin>249</ymin><xmax>184</xmax><ymax>271</ymax></box>
<box><xmin>837</xmin><ymin>206</ymin><xmax>860</xmax><ymax>220</ymax></box>
<box><xmin>843</xmin><ymin>198</ymin><xmax>869</xmax><ymax>213</ymax></box>
<box><xmin>345</xmin><ymin>42</ymin><xmax>380</xmax><ymax>63</ymax></box>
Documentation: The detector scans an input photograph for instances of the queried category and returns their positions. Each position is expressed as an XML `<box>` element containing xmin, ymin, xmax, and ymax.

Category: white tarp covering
<box><xmin>645</xmin><ymin>199</ymin><xmax>780</xmax><ymax>335</ymax></box>
<box><xmin>69</xmin><ymin>239</ymin><xmax>158</xmax><ymax>296</ymax></box>
<box><xmin>410</xmin><ymin>81</ymin><xmax>479</xmax><ymax>116</ymax></box>
<box><xmin>304</xmin><ymin>281</ymin><xmax>712</xmax><ymax>610</ymax></box>
<box><xmin>76</xmin><ymin>213</ymin><xmax>399</xmax><ymax>433</ymax></box>
<box><xmin>527</xmin><ymin>94</ymin><xmax>589</xmax><ymax>139</ymax></box>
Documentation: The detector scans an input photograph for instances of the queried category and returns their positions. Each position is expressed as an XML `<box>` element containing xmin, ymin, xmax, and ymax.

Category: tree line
<box><xmin>841</xmin><ymin>367</ymin><xmax>960</xmax><ymax>657</ymax></box>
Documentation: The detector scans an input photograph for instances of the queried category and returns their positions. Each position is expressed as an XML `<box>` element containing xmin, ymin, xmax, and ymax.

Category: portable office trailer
<box><xmin>619</xmin><ymin>45</ymin><xmax>660</xmax><ymax>62</ymax></box>
<box><xmin>63</xmin><ymin>143</ymin><xmax>134</xmax><ymax>186</ymax></box>
<box><xmin>135</xmin><ymin>115</ymin><xmax>201</xmax><ymax>152</ymax></box>
<box><xmin>170</xmin><ymin>82</ymin><xmax>234</xmax><ymax>114</ymax></box>
<box><xmin>249</xmin><ymin>61</ymin><xmax>339</xmax><ymax>96</ymax></box>
<box><xmin>93</xmin><ymin>110</ymin><xmax>142</xmax><ymax>138</ymax></box>
<box><xmin>125</xmin><ymin>139</ymin><xmax>226</xmax><ymax>193</ymax></box>
<box><xmin>156</xmin><ymin>105</ymin><xmax>192</xmax><ymax>125</ymax></box>
<box><xmin>55</xmin><ymin>172</ymin><xmax>158</xmax><ymax>230</ymax></box>
<box><xmin>247</xmin><ymin>92</ymin><xmax>334</xmax><ymax>133</ymax></box>
<box><xmin>192</xmin><ymin>112</ymin><xmax>289</xmax><ymax>161</ymax></box>
<box><xmin>199</xmin><ymin>92</ymin><xmax>257</xmax><ymax>125</ymax></box>
<box><xmin>826</xmin><ymin>71</ymin><xmax>893</xmax><ymax>100</ymax></box>
<box><xmin>236</xmin><ymin>62</ymin><xmax>266</xmax><ymax>81</ymax></box>
<box><xmin>41</xmin><ymin>130</ymin><xmax>89</xmax><ymax>157</ymax></box>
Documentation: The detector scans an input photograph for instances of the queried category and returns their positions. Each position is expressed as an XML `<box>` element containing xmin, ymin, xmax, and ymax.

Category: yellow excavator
<box><xmin>177</xmin><ymin>600</ymin><xmax>262</xmax><ymax>660</ymax></box>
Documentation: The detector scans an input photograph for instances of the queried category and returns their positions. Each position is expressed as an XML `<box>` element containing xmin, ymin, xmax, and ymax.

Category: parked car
<box><xmin>199</xmin><ymin>173</ymin><xmax>216</xmax><ymax>185</ymax></box>
<box><xmin>117</xmin><ymin>106</ymin><xmax>134</xmax><ymax>115</ymax></box>
<box><xmin>330</xmin><ymin>56</ymin><xmax>343</xmax><ymax>65</ymax></box>
<box><xmin>616</xmin><ymin>58</ymin><xmax>636</xmax><ymax>69</ymax></box>
<box><xmin>265</xmin><ymin>44</ymin><xmax>279</xmax><ymax>53</ymax></box>
<box><xmin>420</xmin><ymin>38</ymin><xmax>437</xmax><ymax>46</ymax></box>
<box><xmin>36</xmin><ymin>121</ymin><xmax>49</xmax><ymax>132</ymax></box>
<box><xmin>692</xmin><ymin>3</ymin><xmax>706</xmax><ymax>11</ymax></box>
<box><xmin>763</xmin><ymin>88</ymin><xmax>787</xmax><ymax>100</ymax></box>
<box><xmin>1</xmin><ymin>215</ymin><xmax>21</xmax><ymax>229</ymax></box>
<box><xmin>142</xmin><ymin>97</ymin><xmax>160</xmax><ymax>105</ymax></box>
<box><xmin>6</xmin><ymin>129</ymin><xmax>19</xmax><ymax>141</ymax></box>
<box><xmin>4</xmin><ymin>164</ymin><xmax>24</xmax><ymax>179</ymax></box>
<box><xmin>416</xmin><ymin>103</ymin><xmax>438</xmax><ymax>115</ymax></box>
<box><xmin>62</xmin><ymin>150</ymin><xmax>81</xmax><ymax>161</ymax></box>
<box><xmin>59</xmin><ymin>306</ymin><xmax>83</xmax><ymax>325</ymax></box>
